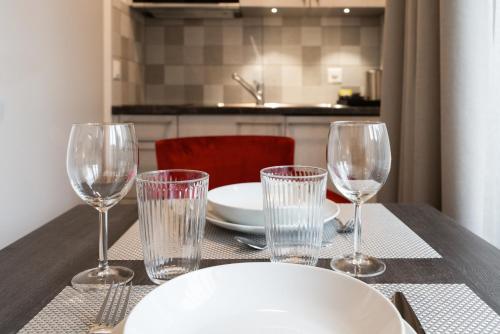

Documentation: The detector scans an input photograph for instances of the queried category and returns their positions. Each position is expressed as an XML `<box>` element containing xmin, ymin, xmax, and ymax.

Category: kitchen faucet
<box><xmin>231</xmin><ymin>73</ymin><xmax>264</xmax><ymax>105</ymax></box>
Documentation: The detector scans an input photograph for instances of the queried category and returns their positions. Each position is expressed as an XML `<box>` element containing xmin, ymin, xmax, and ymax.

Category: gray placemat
<box><xmin>108</xmin><ymin>204</ymin><xmax>441</xmax><ymax>260</ymax></box>
<box><xmin>19</xmin><ymin>284</ymin><xmax>500</xmax><ymax>333</ymax></box>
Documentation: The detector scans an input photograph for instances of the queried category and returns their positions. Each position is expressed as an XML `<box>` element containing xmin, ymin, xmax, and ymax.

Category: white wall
<box><xmin>0</xmin><ymin>1</ymin><xmax>106</xmax><ymax>248</ymax></box>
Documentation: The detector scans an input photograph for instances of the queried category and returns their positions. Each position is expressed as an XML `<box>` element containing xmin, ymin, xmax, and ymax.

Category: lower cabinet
<box><xmin>113</xmin><ymin>113</ymin><xmax>379</xmax><ymax>198</ymax></box>
<box><xmin>114</xmin><ymin>114</ymin><xmax>177</xmax><ymax>199</ymax></box>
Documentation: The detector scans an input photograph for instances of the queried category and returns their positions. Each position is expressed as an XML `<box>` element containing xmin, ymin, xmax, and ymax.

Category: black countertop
<box><xmin>112</xmin><ymin>104</ymin><xmax>380</xmax><ymax>117</ymax></box>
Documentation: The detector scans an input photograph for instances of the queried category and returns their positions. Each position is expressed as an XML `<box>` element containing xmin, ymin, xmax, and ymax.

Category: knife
<box><xmin>391</xmin><ymin>291</ymin><xmax>426</xmax><ymax>334</ymax></box>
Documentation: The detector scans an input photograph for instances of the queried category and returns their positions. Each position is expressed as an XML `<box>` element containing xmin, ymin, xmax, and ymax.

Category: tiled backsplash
<box><xmin>112</xmin><ymin>0</ymin><xmax>145</xmax><ymax>105</ymax></box>
<box><xmin>113</xmin><ymin>12</ymin><xmax>382</xmax><ymax>106</ymax></box>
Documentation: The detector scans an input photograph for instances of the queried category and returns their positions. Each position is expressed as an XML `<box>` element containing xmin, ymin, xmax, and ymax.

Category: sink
<box><xmin>215</xmin><ymin>102</ymin><xmax>339</xmax><ymax>109</ymax></box>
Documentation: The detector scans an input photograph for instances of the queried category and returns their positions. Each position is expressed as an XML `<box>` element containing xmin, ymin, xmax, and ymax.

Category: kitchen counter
<box><xmin>112</xmin><ymin>104</ymin><xmax>380</xmax><ymax>117</ymax></box>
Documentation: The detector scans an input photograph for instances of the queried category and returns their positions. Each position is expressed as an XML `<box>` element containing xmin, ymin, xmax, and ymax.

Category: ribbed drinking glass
<box><xmin>261</xmin><ymin>166</ymin><xmax>327</xmax><ymax>266</ymax></box>
<box><xmin>136</xmin><ymin>170</ymin><xmax>209</xmax><ymax>284</ymax></box>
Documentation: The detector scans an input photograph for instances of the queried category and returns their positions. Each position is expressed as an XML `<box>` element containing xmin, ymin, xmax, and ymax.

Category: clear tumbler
<box><xmin>261</xmin><ymin>166</ymin><xmax>327</xmax><ymax>266</ymax></box>
<box><xmin>136</xmin><ymin>170</ymin><xmax>209</xmax><ymax>284</ymax></box>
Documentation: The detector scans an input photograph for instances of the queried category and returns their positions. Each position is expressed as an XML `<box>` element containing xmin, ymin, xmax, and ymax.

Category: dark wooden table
<box><xmin>1</xmin><ymin>203</ymin><xmax>499</xmax><ymax>333</ymax></box>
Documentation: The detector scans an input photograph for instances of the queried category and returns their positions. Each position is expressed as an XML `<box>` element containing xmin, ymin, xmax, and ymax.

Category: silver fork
<box><xmin>89</xmin><ymin>282</ymin><xmax>132</xmax><ymax>334</ymax></box>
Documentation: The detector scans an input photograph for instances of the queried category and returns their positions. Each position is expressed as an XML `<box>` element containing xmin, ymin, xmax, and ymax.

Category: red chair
<box><xmin>155</xmin><ymin>135</ymin><xmax>349</xmax><ymax>202</ymax></box>
<box><xmin>156</xmin><ymin>136</ymin><xmax>294</xmax><ymax>190</ymax></box>
<box><xmin>327</xmin><ymin>189</ymin><xmax>349</xmax><ymax>204</ymax></box>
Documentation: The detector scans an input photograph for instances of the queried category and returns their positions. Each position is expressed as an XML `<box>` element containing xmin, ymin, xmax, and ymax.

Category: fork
<box><xmin>89</xmin><ymin>282</ymin><xmax>132</xmax><ymax>334</ymax></box>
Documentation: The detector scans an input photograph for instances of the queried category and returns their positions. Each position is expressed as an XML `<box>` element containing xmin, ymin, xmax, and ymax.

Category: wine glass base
<box><xmin>330</xmin><ymin>253</ymin><xmax>386</xmax><ymax>278</ymax></box>
<box><xmin>71</xmin><ymin>266</ymin><xmax>134</xmax><ymax>292</ymax></box>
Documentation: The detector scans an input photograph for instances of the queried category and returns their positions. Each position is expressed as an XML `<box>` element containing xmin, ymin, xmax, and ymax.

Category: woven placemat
<box><xmin>19</xmin><ymin>284</ymin><xmax>500</xmax><ymax>334</ymax></box>
<box><xmin>108</xmin><ymin>204</ymin><xmax>441</xmax><ymax>260</ymax></box>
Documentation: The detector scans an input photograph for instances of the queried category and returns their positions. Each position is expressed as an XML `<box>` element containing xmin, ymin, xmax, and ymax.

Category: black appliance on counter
<box><xmin>337</xmin><ymin>94</ymin><xmax>380</xmax><ymax>107</ymax></box>
<box><xmin>133</xmin><ymin>0</ymin><xmax>238</xmax><ymax>2</ymax></box>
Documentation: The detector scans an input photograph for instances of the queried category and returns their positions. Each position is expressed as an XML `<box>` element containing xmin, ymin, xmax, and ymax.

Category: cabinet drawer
<box><xmin>178</xmin><ymin>115</ymin><xmax>285</xmax><ymax>137</ymax></box>
<box><xmin>118</xmin><ymin>115</ymin><xmax>177</xmax><ymax>142</ymax></box>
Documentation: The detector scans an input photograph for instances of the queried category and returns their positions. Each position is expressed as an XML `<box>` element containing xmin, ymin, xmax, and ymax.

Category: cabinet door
<box><xmin>311</xmin><ymin>0</ymin><xmax>385</xmax><ymax>7</ymax></box>
<box><xmin>241</xmin><ymin>0</ymin><xmax>384</xmax><ymax>8</ymax></box>
<box><xmin>178</xmin><ymin>115</ymin><xmax>285</xmax><ymax>137</ymax></box>
<box><xmin>240</xmin><ymin>0</ymin><xmax>309</xmax><ymax>8</ymax></box>
<box><xmin>119</xmin><ymin>115</ymin><xmax>177</xmax><ymax>173</ymax></box>
<box><xmin>117</xmin><ymin>115</ymin><xmax>178</xmax><ymax>198</ymax></box>
<box><xmin>285</xmin><ymin>116</ymin><xmax>378</xmax><ymax>191</ymax></box>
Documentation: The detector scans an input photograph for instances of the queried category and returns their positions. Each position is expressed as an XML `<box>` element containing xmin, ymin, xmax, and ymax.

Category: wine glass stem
<box><xmin>353</xmin><ymin>202</ymin><xmax>362</xmax><ymax>258</ymax></box>
<box><xmin>98</xmin><ymin>209</ymin><xmax>109</xmax><ymax>271</ymax></box>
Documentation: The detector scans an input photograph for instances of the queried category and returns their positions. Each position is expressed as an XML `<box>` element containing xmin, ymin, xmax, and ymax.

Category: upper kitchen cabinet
<box><xmin>240</xmin><ymin>0</ymin><xmax>385</xmax><ymax>9</ymax></box>
<box><xmin>310</xmin><ymin>0</ymin><xmax>385</xmax><ymax>8</ymax></box>
<box><xmin>240</xmin><ymin>0</ymin><xmax>312</xmax><ymax>7</ymax></box>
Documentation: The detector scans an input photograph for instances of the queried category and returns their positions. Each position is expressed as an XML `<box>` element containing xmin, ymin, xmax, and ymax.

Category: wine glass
<box><xmin>327</xmin><ymin>121</ymin><xmax>391</xmax><ymax>277</ymax></box>
<box><xmin>67</xmin><ymin>123</ymin><xmax>138</xmax><ymax>291</ymax></box>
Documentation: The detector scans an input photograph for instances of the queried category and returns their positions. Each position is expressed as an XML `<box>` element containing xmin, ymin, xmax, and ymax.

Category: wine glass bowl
<box><xmin>67</xmin><ymin>123</ymin><xmax>138</xmax><ymax>291</ymax></box>
<box><xmin>71</xmin><ymin>175</ymin><xmax>134</xmax><ymax>209</ymax></box>
<box><xmin>327</xmin><ymin>121</ymin><xmax>391</xmax><ymax>277</ymax></box>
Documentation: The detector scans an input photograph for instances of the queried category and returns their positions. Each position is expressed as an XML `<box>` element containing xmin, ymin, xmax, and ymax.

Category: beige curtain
<box><xmin>380</xmin><ymin>0</ymin><xmax>500</xmax><ymax>248</ymax></box>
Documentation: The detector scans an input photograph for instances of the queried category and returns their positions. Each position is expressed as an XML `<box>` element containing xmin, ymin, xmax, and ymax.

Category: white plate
<box><xmin>404</xmin><ymin>322</ymin><xmax>418</xmax><ymax>334</ymax></box>
<box><xmin>208</xmin><ymin>182</ymin><xmax>340</xmax><ymax>226</ymax></box>
<box><xmin>124</xmin><ymin>263</ymin><xmax>404</xmax><ymax>334</ymax></box>
<box><xmin>117</xmin><ymin>319</ymin><xmax>415</xmax><ymax>334</ymax></box>
<box><xmin>207</xmin><ymin>199</ymin><xmax>340</xmax><ymax>235</ymax></box>
<box><xmin>207</xmin><ymin>208</ymin><xmax>265</xmax><ymax>234</ymax></box>
<box><xmin>116</xmin><ymin>314</ymin><xmax>416</xmax><ymax>334</ymax></box>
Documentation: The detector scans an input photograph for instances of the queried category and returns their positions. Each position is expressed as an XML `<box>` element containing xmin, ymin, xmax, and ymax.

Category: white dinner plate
<box><xmin>206</xmin><ymin>199</ymin><xmax>340</xmax><ymax>235</ymax></box>
<box><xmin>208</xmin><ymin>182</ymin><xmax>340</xmax><ymax>226</ymax></box>
<box><xmin>207</xmin><ymin>207</ymin><xmax>265</xmax><ymax>234</ymax></box>
<box><xmin>116</xmin><ymin>319</ymin><xmax>415</xmax><ymax>334</ymax></box>
<box><xmin>116</xmin><ymin>315</ymin><xmax>416</xmax><ymax>334</ymax></box>
<box><xmin>124</xmin><ymin>263</ymin><xmax>404</xmax><ymax>334</ymax></box>
<box><xmin>404</xmin><ymin>322</ymin><xmax>418</xmax><ymax>334</ymax></box>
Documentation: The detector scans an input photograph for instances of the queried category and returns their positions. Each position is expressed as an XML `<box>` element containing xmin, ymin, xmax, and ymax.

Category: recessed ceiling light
<box><xmin>343</xmin><ymin>8</ymin><xmax>351</xmax><ymax>14</ymax></box>
<box><xmin>271</xmin><ymin>7</ymin><xmax>278</xmax><ymax>14</ymax></box>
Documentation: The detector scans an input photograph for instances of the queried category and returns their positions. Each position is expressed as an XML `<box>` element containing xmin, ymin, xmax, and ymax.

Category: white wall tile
<box><xmin>339</xmin><ymin>46</ymin><xmax>361</xmax><ymax>65</ymax></box>
<box><xmin>203</xmin><ymin>85</ymin><xmax>224</xmax><ymax>104</ymax></box>
<box><xmin>240</xmin><ymin>65</ymin><xmax>263</xmax><ymax>83</ymax></box>
<box><xmin>281</xmin><ymin>86</ymin><xmax>303</xmax><ymax>103</ymax></box>
<box><xmin>281</xmin><ymin>46</ymin><xmax>302</xmax><ymax>65</ymax></box>
<box><xmin>321</xmin><ymin>47</ymin><xmax>341</xmax><ymax>65</ymax></box>
<box><xmin>301</xmin><ymin>27</ymin><xmax>322</xmax><ymax>46</ymax></box>
<box><xmin>281</xmin><ymin>65</ymin><xmax>302</xmax><ymax>86</ymax></box>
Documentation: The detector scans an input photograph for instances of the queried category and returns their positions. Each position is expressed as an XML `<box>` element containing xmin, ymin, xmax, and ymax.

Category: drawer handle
<box><xmin>286</xmin><ymin>122</ymin><xmax>328</xmax><ymax>126</ymax></box>
<box><xmin>236</xmin><ymin>122</ymin><xmax>283</xmax><ymax>126</ymax></box>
